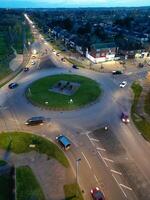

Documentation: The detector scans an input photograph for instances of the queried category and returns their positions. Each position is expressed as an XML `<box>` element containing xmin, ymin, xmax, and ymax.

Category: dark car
<box><xmin>23</xmin><ymin>67</ymin><xmax>29</xmax><ymax>72</ymax></box>
<box><xmin>25</xmin><ymin>116</ymin><xmax>45</xmax><ymax>126</ymax></box>
<box><xmin>56</xmin><ymin>135</ymin><xmax>71</xmax><ymax>150</ymax></box>
<box><xmin>72</xmin><ymin>65</ymin><xmax>79</xmax><ymax>69</ymax></box>
<box><xmin>91</xmin><ymin>187</ymin><xmax>105</xmax><ymax>200</ymax></box>
<box><xmin>121</xmin><ymin>112</ymin><xmax>130</xmax><ymax>123</ymax></box>
<box><xmin>112</xmin><ymin>70</ymin><xmax>122</xmax><ymax>75</ymax></box>
<box><xmin>61</xmin><ymin>57</ymin><xmax>65</xmax><ymax>62</ymax></box>
<box><xmin>8</xmin><ymin>82</ymin><xmax>18</xmax><ymax>89</ymax></box>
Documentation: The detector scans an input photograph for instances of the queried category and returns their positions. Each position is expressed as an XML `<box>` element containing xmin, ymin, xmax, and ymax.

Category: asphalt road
<box><xmin>0</xmin><ymin>18</ymin><xmax>150</xmax><ymax>200</ymax></box>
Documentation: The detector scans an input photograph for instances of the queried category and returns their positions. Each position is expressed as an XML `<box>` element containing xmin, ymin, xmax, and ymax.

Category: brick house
<box><xmin>86</xmin><ymin>43</ymin><xmax>118</xmax><ymax>63</ymax></box>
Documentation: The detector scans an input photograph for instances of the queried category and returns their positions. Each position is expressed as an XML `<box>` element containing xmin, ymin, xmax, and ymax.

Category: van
<box><xmin>25</xmin><ymin>117</ymin><xmax>45</xmax><ymax>126</ymax></box>
<box><xmin>56</xmin><ymin>135</ymin><xmax>71</xmax><ymax>150</ymax></box>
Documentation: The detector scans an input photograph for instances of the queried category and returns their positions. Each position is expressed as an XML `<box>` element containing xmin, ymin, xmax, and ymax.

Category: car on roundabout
<box><xmin>112</xmin><ymin>70</ymin><xmax>123</xmax><ymax>75</ymax></box>
<box><xmin>23</xmin><ymin>67</ymin><xmax>29</xmax><ymax>72</ymax></box>
<box><xmin>8</xmin><ymin>82</ymin><xmax>18</xmax><ymax>89</ymax></box>
<box><xmin>25</xmin><ymin>116</ymin><xmax>45</xmax><ymax>126</ymax></box>
<box><xmin>119</xmin><ymin>81</ymin><xmax>127</xmax><ymax>88</ymax></box>
<box><xmin>91</xmin><ymin>187</ymin><xmax>105</xmax><ymax>200</ymax></box>
<box><xmin>72</xmin><ymin>64</ymin><xmax>79</xmax><ymax>69</ymax></box>
<box><xmin>121</xmin><ymin>112</ymin><xmax>130</xmax><ymax>124</ymax></box>
<box><xmin>56</xmin><ymin>134</ymin><xmax>71</xmax><ymax>150</ymax></box>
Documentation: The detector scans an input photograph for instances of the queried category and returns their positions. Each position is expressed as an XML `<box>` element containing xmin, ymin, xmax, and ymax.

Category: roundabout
<box><xmin>26</xmin><ymin>74</ymin><xmax>101</xmax><ymax>110</ymax></box>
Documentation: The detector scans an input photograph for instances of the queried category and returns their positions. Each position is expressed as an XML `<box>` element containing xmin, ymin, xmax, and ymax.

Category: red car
<box><xmin>121</xmin><ymin>112</ymin><xmax>130</xmax><ymax>124</ymax></box>
<box><xmin>91</xmin><ymin>187</ymin><xmax>105</xmax><ymax>200</ymax></box>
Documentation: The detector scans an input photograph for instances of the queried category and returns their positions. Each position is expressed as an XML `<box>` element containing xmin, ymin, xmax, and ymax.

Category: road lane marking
<box><xmin>90</xmin><ymin>138</ymin><xmax>99</xmax><ymax>142</ymax></box>
<box><xmin>98</xmin><ymin>152</ymin><xmax>108</xmax><ymax>167</ymax></box>
<box><xmin>112</xmin><ymin>174</ymin><xmax>127</xmax><ymax>198</ymax></box>
<box><xmin>103</xmin><ymin>157</ymin><xmax>114</xmax><ymax>163</ymax></box>
<box><xmin>87</xmin><ymin>134</ymin><xmax>96</xmax><ymax>146</ymax></box>
<box><xmin>81</xmin><ymin>152</ymin><xmax>92</xmax><ymax>169</ymax></box>
<box><xmin>94</xmin><ymin>174</ymin><xmax>100</xmax><ymax>185</ymax></box>
<box><xmin>96</xmin><ymin>147</ymin><xmax>106</xmax><ymax>151</ymax></box>
<box><xmin>120</xmin><ymin>184</ymin><xmax>132</xmax><ymax>191</ymax></box>
<box><xmin>111</xmin><ymin>169</ymin><xmax>122</xmax><ymax>175</ymax></box>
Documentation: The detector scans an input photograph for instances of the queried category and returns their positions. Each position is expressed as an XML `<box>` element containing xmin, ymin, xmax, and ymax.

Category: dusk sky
<box><xmin>0</xmin><ymin>0</ymin><xmax>150</xmax><ymax>8</ymax></box>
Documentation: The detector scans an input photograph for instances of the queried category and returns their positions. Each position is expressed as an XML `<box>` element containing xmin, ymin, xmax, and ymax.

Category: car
<box><xmin>23</xmin><ymin>67</ymin><xmax>29</xmax><ymax>72</ymax></box>
<box><xmin>112</xmin><ymin>70</ymin><xmax>122</xmax><ymax>75</ymax></box>
<box><xmin>72</xmin><ymin>65</ymin><xmax>79</xmax><ymax>69</ymax></box>
<box><xmin>119</xmin><ymin>60</ymin><xmax>125</xmax><ymax>64</ymax></box>
<box><xmin>91</xmin><ymin>187</ymin><xmax>105</xmax><ymax>200</ymax></box>
<box><xmin>119</xmin><ymin>81</ymin><xmax>127</xmax><ymax>88</ymax></box>
<box><xmin>61</xmin><ymin>57</ymin><xmax>65</xmax><ymax>62</ymax></box>
<box><xmin>56</xmin><ymin>134</ymin><xmax>71</xmax><ymax>150</ymax></box>
<box><xmin>31</xmin><ymin>61</ymin><xmax>35</xmax><ymax>65</ymax></box>
<box><xmin>8</xmin><ymin>82</ymin><xmax>18</xmax><ymax>89</ymax></box>
<box><xmin>25</xmin><ymin>116</ymin><xmax>45</xmax><ymax>126</ymax></box>
<box><xmin>32</xmin><ymin>55</ymin><xmax>36</xmax><ymax>59</ymax></box>
<box><xmin>56</xmin><ymin>52</ymin><xmax>60</xmax><ymax>56</ymax></box>
<box><xmin>121</xmin><ymin>112</ymin><xmax>130</xmax><ymax>123</ymax></box>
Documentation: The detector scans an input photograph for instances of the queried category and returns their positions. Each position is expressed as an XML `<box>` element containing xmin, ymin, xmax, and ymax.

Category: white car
<box><xmin>31</xmin><ymin>61</ymin><xmax>35</xmax><ymax>65</ymax></box>
<box><xmin>120</xmin><ymin>81</ymin><xmax>127</xmax><ymax>88</ymax></box>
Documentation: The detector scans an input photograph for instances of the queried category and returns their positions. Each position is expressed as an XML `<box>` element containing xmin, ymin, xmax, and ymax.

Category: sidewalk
<box><xmin>0</xmin><ymin>149</ymin><xmax>74</xmax><ymax>200</ymax></box>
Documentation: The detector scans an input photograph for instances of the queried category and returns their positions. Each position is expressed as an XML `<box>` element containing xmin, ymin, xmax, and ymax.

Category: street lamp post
<box><xmin>76</xmin><ymin>158</ymin><xmax>81</xmax><ymax>197</ymax></box>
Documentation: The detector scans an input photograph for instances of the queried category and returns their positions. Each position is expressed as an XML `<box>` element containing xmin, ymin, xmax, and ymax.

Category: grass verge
<box><xmin>16</xmin><ymin>166</ymin><xmax>45</xmax><ymax>200</ymax></box>
<box><xmin>0</xmin><ymin>160</ymin><xmax>7</xmax><ymax>167</ymax></box>
<box><xmin>0</xmin><ymin>132</ymin><xmax>69</xmax><ymax>167</ymax></box>
<box><xmin>0</xmin><ymin>174</ymin><xmax>12</xmax><ymax>200</ymax></box>
<box><xmin>64</xmin><ymin>183</ymin><xmax>84</xmax><ymax>200</ymax></box>
<box><xmin>144</xmin><ymin>91</ymin><xmax>150</xmax><ymax>116</ymax></box>
<box><xmin>26</xmin><ymin>74</ymin><xmax>101</xmax><ymax>110</ymax></box>
<box><xmin>131</xmin><ymin>82</ymin><xmax>150</xmax><ymax>141</ymax></box>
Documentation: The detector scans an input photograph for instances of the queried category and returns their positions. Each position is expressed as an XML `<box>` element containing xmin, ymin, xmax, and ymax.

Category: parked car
<box><xmin>23</xmin><ymin>67</ymin><xmax>29</xmax><ymax>72</ymax></box>
<box><xmin>121</xmin><ymin>112</ymin><xmax>130</xmax><ymax>124</ymax></box>
<box><xmin>56</xmin><ymin>134</ymin><xmax>71</xmax><ymax>150</ymax></box>
<box><xmin>72</xmin><ymin>65</ymin><xmax>79</xmax><ymax>69</ymax></box>
<box><xmin>8</xmin><ymin>82</ymin><xmax>18</xmax><ymax>89</ymax></box>
<box><xmin>112</xmin><ymin>70</ymin><xmax>122</xmax><ymax>75</ymax></box>
<box><xmin>25</xmin><ymin>116</ymin><xmax>45</xmax><ymax>126</ymax></box>
<box><xmin>91</xmin><ymin>187</ymin><xmax>105</xmax><ymax>200</ymax></box>
<box><xmin>120</xmin><ymin>81</ymin><xmax>127</xmax><ymax>88</ymax></box>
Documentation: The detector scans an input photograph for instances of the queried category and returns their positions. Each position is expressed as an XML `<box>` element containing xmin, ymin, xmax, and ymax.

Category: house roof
<box><xmin>91</xmin><ymin>42</ymin><xmax>116</xmax><ymax>50</ymax></box>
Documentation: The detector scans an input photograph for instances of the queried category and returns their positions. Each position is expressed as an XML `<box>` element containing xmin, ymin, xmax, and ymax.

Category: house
<box><xmin>86</xmin><ymin>42</ymin><xmax>118</xmax><ymax>63</ymax></box>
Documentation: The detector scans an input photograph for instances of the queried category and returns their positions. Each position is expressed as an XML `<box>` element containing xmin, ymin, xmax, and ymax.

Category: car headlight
<box><xmin>122</xmin><ymin>118</ymin><xmax>125</xmax><ymax>122</ymax></box>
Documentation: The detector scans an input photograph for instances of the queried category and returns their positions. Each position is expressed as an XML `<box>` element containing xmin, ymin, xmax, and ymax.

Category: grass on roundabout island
<box><xmin>16</xmin><ymin>166</ymin><xmax>45</xmax><ymax>200</ymax></box>
<box><xmin>131</xmin><ymin>82</ymin><xmax>150</xmax><ymax>141</ymax></box>
<box><xmin>0</xmin><ymin>132</ymin><xmax>69</xmax><ymax>167</ymax></box>
<box><xmin>26</xmin><ymin>74</ymin><xmax>101</xmax><ymax>110</ymax></box>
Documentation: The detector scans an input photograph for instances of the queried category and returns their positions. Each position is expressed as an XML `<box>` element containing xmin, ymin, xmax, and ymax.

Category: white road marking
<box><xmin>112</xmin><ymin>174</ymin><xmax>127</xmax><ymax>198</ymax></box>
<box><xmin>103</xmin><ymin>157</ymin><xmax>114</xmax><ymax>163</ymax></box>
<box><xmin>94</xmin><ymin>174</ymin><xmax>100</xmax><ymax>184</ymax></box>
<box><xmin>120</xmin><ymin>184</ymin><xmax>132</xmax><ymax>191</ymax></box>
<box><xmin>111</xmin><ymin>169</ymin><xmax>122</xmax><ymax>175</ymax></box>
<box><xmin>90</xmin><ymin>138</ymin><xmax>99</xmax><ymax>142</ymax></box>
<box><xmin>98</xmin><ymin>152</ymin><xmax>108</xmax><ymax>167</ymax></box>
<box><xmin>87</xmin><ymin>134</ymin><xmax>96</xmax><ymax>146</ymax></box>
<box><xmin>96</xmin><ymin>147</ymin><xmax>106</xmax><ymax>151</ymax></box>
<box><xmin>81</xmin><ymin>152</ymin><xmax>92</xmax><ymax>169</ymax></box>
